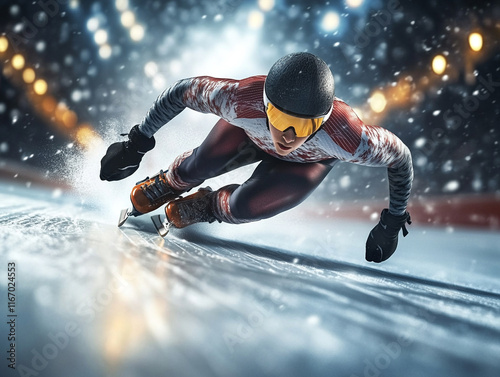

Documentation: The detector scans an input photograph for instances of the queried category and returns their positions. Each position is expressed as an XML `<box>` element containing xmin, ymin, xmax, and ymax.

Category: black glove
<box><xmin>366</xmin><ymin>209</ymin><xmax>411</xmax><ymax>263</ymax></box>
<box><xmin>100</xmin><ymin>125</ymin><xmax>155</xmax><ymax>181</ymax></box>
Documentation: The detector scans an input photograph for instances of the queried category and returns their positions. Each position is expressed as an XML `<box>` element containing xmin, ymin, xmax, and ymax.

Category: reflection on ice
<box><xmin>1</xmin><ymin>184</ymin><xmax>499</xmax><ymax>377</ymax></box>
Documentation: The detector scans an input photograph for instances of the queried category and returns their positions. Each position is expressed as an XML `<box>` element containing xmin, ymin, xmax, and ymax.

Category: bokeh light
<box><xmin>94</xmin><ymin>29</ymin><xmax>108</xmax><ymax>45</ymax></box>
<box><xmin>0</xmin><ymin>36</ymin><xmax>8</xmax><ymax>53</ymax></box>
<box><xmin>115</xmin><ymin>0</ymin><xmax>129</xmax><ymax>11</ymax></box>
<box><xmin>144</xmin><ymin>61</ymin><xmax>158</xmax><ymax>78</ymax></box>
<box><xmin>62</xmin><ymin>110</ymin><xmax>78</xmax><ymax>128</ymax></box>
<box><xmin>23</xmin><ymin>68</ymin><xmax>36</xmax><ymax>84</ymax></box>
<box><xmin>469</xmin><ymin>32</ymin><xmax>483</xmax><ymax>52</ymax></box>
<box><xmin>87</xmin><ymin>17</ymin><xmax>99</xmax><ymax>32</ymax></box>
<box><xmin>346</xmin><ymin>0</ymin><xmax>364</xmax><ymax>7</ymax></box>
<box><xmin>55</xmin><ymin>102</ymin><xmax>68</xmax><ymax>123</ymax></box>
<box><xmin>76</xmin><ymin>125</ymin><xmax>102</xmax><ymax>149</ymax></box>
<box><xmin>33</xmin><ymin>79</ymin><xmax>48</xmax><ymax>95</ymax></box>
<box><xmin>130</xmin><ymin>24</ymin><xmax>145</xmax><ymax>41</ymax></box>
<box><xmin>12</xmin><ymin>54</ymin><xmax>25</xmax><ymax>70</ymax></box>
<box><xmin>121</xmin><ymin>11</ymin><xmax>135</xmax><ymax>28</ymax></box>
<box><xmin>42</xmin><ymin>96</ymin><xmax>57</xmax><ymax>113</ymax></box>
<box><xmin>432</xmin><ymin>54</ymin><xmax>447</xmax><ymax>75</ymax></box>
<box><xmin>258</xmin><ymin>0</ymin><xmax>275</xmax><ymax>12</ymax></box>
<box><xmin>369</xmin><ymin>91</ymin><xmax>387</xmax><ymax>113</ymax></box>
<box><xmin>99</xmin><ymin>44</ymin><xmax>112</xmax><ymax>59</ymax></box>
<box><xmin>248</xmin><ymin>11</ymin><xmax>264</xmax><ymax>29</ymax></box>
<box><xmin>321</xmin><ymin>12</ymin><xmax>340</xmax><ymax>32</ymax></box>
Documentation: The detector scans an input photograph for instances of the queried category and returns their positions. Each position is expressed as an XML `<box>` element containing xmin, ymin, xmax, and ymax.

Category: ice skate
<box><xmin>151</xmin><ymin>187</ymin><xmax>217</xmax><ymax>237</ymax></box>
<box><xmin>118</xmin><ymin>170</ymin><xmax>183</xmax><ymax>227</ymax></box>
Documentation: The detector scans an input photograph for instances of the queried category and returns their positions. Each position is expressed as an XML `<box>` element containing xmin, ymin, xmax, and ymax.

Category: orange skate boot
<box><xmin>118</xmin><ymin>170</ymin><xmax>184</xmax><ymax>227</ymax></box>
<box><xmin>151</xmin><ymin>187</ymin><xmax>218</xmax><ymax>237</ymax></box>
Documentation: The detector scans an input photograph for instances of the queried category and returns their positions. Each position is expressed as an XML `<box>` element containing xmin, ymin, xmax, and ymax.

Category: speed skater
<box><xmin>100</xmin><ymin>52</ymin><xmax>413</xmax><ymax>263</ymax></box>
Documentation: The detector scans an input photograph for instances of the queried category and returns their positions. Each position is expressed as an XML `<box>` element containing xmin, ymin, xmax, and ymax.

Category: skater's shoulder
<box><xmin>318</xmin><ymin>98</ymin><xmax>364</xmax><ymax>154</ymax></box>
<box><xmin>231</xmin><ymin>76</ymin><xmax>267</xmax><ymax>119</ymax></box>
<box><xmin>331</xmin><ymin>97</ymin><xmax>355</xmax><ymax>114</ymax></box>
<box><xmin>323</xmin><ymin>97</ymin><xmax>364</xmax><ymax>132</ymax></box>
<box><xmin>236</xmin><ymin>75</ymin><xmax>266</xmax><ymax>91</ymax></box>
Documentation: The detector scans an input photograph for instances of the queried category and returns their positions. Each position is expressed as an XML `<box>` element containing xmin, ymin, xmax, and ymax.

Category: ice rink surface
<box><xmin>1</xmin><ymin>183</ymin><xmax>499</xmax><ymax>377</ymax></box>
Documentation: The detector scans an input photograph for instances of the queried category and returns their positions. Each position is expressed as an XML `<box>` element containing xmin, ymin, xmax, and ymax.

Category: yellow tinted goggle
<box><xmin>266</xmin><ymin>103</ymin><xmax>323</xmax><ymax>138</ymax></box>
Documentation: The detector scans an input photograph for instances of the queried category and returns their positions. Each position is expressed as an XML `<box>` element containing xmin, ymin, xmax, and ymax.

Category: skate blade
<box><xmin>151</xmin><ymin>215</ymin><xmax>171</xmax><ymax>238</ymax></box>
<box><xmin>118</xmin><ymin>207</ymin><xmax>143</xmax><ymax>227</ymax></box>
<box><xmin>118</xmin><ymin>208</ymin><xmax>130</xmax><ymax>227</ymax></box>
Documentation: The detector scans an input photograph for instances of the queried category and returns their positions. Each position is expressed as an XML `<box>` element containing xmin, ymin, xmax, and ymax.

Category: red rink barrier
<box><xmin>306</xmin><ymin>195</ymin><xmax>500</xmax><ymax>231</ymax></box>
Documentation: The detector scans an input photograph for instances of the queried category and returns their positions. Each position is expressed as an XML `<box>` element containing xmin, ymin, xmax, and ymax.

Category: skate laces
<box><xmin>178</xmin><ymin>189</ymin><xmax>216</xmax><ymax>224</ymax></box>
<box><xmin>141</xmin><ymin>170</ymin><xmax>173</xmax><ymax>202</ymax></box>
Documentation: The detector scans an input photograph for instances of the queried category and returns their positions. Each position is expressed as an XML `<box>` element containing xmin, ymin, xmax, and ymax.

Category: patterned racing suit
<box><xmin>138</xmin><ymin>76</ymin><xmax>413</xmax><ymax>224</ymax></box>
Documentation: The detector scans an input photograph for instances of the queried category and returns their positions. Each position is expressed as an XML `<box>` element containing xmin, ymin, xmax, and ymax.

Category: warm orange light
<box><xmin>12</xmin><ymin>54</ymin><xmax>25</xmax><ymax>70</ymax></box>
<box><xmin>389</xmin><ymin>80</ymin><xmax>412</xmax><ymax>104</ymax></box>
<box><xmin>42</xmin><ymin>97</ymin><xmax>57</xmax><ymax>113</ymax></box>
<box><xmin>55</xmin><ymin>103</ymin><xmax>68</xmax><ymax>122</ymax></box>
<box><xmin>369</xmin><ymin>91</ymin><xmax>387</xmax><ymax>113</ymax></box>
<box><xmin>23</xmin><ymin>68</ymin><xmax>36</xmax><ymax>83</ymax></box>
<box><xmin>62</xmin><ymin>110</ymin><xmax>78</xmax><ymax>128</ymax></box>
<box><xmin>432</xmin><ymin>55</ymin><xmax>447</xmax><ymax>75</ymax></box>
<box><xmin>469</xmin><ymin>32</ymin><xmax>483</xmax><ymax>52</ymax></box>
<box><xmin>0</xmin><ymin>36</ymin><xmax>8</xmax><ymax>53</ymax></box>
<box><xmin>33</xmin><ymin>79</ymin><xmax>48</xmax><ymax>95</ymax></box>
<box><xmin>76</xmin><ymin>125</ymin><xmax>101</xmax><ymax>148</ymax></box>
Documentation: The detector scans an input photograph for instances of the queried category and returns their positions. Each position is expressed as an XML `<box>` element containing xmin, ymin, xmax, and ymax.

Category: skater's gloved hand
<box><xmin>100</xmin><ymin>125</ymin><xmax>155</xmax><ymax>181</ymax></box>
<box><xmin>365</xmin><ymin>209</ymin><xmax>411</xmax><ymax>263</ymax></box>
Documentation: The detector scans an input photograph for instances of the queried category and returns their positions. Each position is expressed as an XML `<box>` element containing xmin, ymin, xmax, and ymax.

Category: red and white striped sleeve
<box><xmin>324</xmin><ymin>99</ymin><xmax>413</xmax><ymax>215</ymax></box>
<box><xmin>138</xmin><ymin>76</ymin><xmax>239</xmax><ymax>137</ymax></box>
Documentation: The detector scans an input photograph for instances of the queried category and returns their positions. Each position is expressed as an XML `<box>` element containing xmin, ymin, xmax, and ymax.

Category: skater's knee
<box><xmin>229</xmin><ymin>198</ymin><xmax>256</xmax><ymax>222</ymax></box>
<box><xmin>228</xmin><ymin>190</ymin><xmax>275</xmax><ymax>222</ymax></box>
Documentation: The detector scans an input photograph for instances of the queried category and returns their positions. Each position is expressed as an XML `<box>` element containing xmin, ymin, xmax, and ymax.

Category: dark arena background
<box><xmin>1</xmin><ymin>1</ymin><xmax>499</xmax><ymax>377</ymax></box>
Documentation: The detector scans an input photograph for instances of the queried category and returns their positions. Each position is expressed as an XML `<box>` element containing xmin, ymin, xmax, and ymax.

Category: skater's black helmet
<box><xmin>264</xmin><ymin>52</ymin><xmax>335</xmax><ymax>137</ymax></box>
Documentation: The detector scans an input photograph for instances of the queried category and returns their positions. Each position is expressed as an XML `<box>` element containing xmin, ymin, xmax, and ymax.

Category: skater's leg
<box><xmin>212</xmin><ymin>159</ymin><xmax>334</xmax><ymax>224</ymax></box>
<box><xmin>166</xmin><ymin>118</ymin><xmax>265</xmax><ymax>191</ymax></box>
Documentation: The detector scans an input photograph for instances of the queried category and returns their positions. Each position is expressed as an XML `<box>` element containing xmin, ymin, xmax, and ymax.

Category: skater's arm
<box><xmin>353</xmin><ymin>124</ymin><xmax>413</xmax><ymax>215</ymax></box>
<box><xmin>324</xmin><ymin>101</ymin><xmax>413</xmax><ymax>215</ymax></box>
<box><xmin>138</xmin><ymin>76</ymin><xmax>238</xmax><ymax>137</ymax></box>
<box><xmin>358</xmin><ymin>125</ymin><xmax>413</xmax><ymax>262</ymax></box>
